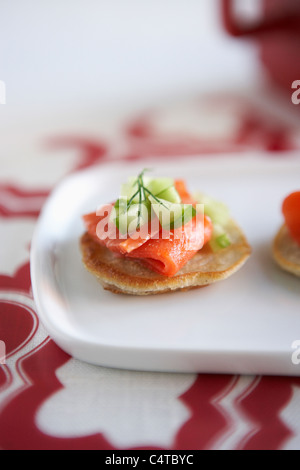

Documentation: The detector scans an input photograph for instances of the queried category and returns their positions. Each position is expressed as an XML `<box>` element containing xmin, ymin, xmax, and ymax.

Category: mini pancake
<box><xmin>80</xmin><ymin>219</ymin><xmax>251</xmax><ymax>296</ymax></box>
<box><xmin>273</xmin><ymin>224</ymin><xmax>300</xmax><ymax>278</ymax></box>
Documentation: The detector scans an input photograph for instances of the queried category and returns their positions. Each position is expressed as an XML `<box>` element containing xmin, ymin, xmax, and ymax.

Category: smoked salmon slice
<box><xmin>127</xmin><ymin>215</ymin><xmax>212</xmax><ymax>277</ymax></box>
<box><xmin>83</xmin><ymin>180</ymin><xmax>213</xmax><ymax>277</ymax></box>
<box><xmin>282</xmin><ymin>191</ymin><xmax>300</xmax><ymax>245</ymax></box>
<box><xmin>82</xmin><ymin>204</ymin><xmax>153</xmax><ymax>254</ymax></box>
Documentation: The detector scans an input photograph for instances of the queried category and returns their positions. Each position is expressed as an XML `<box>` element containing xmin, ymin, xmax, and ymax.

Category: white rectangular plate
<box><xmin>31</xmin><ymin>155</ymin><xmax>300</xmax><ymax>376</ymax></box>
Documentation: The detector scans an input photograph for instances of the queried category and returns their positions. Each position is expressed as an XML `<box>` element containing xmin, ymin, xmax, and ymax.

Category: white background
<box><xmin>0</xmin><ymin>1</ymin><xmax>259</xmax><ymax>130</ymax></box>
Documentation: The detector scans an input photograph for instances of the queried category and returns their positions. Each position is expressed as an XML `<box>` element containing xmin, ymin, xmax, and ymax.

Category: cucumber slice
<box><xmin>127</xmin><ymin>202</ymin><xmax>149</xmax><ymax>234</ymax></box>
<box><xmin>149</xmin><ymin>196</ymin><xmax>196</xmax><ymax>230</ymax></box>
<box><xmin>193</xmin><ymin>192</ymin><xmax>230</xmax><ymax>226</ymax></box>
<box><xmin>193</xmin><ymin>193</ymin><xmax>232</xmax><ymax>252</ymax></box>
<box><xmin>150</xmin><ymin>197</ymin><xmax>182</xmax><ymax>230</ymax></box>
<box><xmin>216</xmin><ymin>233</ymin><xmax>231</xmax><ymax>248</ymax></box>
<box><xmin>127</xmin><ymin>175</ymin><xmax>152</xmax><ymax>188</ymax></box>
<box><xmin>110</xmin><ymin>197</ymin><xmax>127</xmax><ymax>222</ymax></box>
<box><xmin>110</xmin><ymin>197</ymin><xmax>128</xmax><ymax>234</ymax></box>
<box><xmin>146</xmin><ymin>177</ymin><xmax>174</xmax><ymax>197</ymax></box>
<box><xmin>209</xmin><ymin>223</ymin><xmax>231</xmax><ymax>252</ymax></box>
<box><xmin>156</xmin><ymin>185</ymin><xmax>181</xmax><ymax>204</ymax></box>
<box><xmin>172</xmin><ymin>204</ymin><xmax>196</xmax><ymax>230</ymax></box>
<box><xmin>113</xmin><ymin>199</ymin><xmax>151</xmax><ymax>235</ymax></box>
<box><xmin>209</xmin><ymin>233</ymin><xmax>231</xmax><ymax>252</ymax></box>
<box><xmin>120</xmin><ymin>183</ymin><xmax>139</xmax><ymax>203</ymax></box>
<box><xmin>122</xmin><ymin>177</ymin><xmax>176</xmax><ymax>204</ymax></box>
<box><xmin>114</xmin><ymin>173</ymin><xmax>184</xmax><ymax>234</ymax></box>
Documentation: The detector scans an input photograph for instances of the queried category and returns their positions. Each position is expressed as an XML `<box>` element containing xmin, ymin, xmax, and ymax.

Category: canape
<box><xmin>80</xmin><ymin>170</ymin><xmax>251</xmax><ymax>295</ymax></box>
<box><xmin>273</xmin><ymin>192</ymin><xmax>300</xmax><ymax>277</ymax></box>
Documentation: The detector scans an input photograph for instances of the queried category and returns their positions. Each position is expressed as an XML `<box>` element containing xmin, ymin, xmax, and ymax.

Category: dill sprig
<box><xmin>127</xmin><ymin>169</ymin><xmax>170</xmax><ymax>229</ymax></box>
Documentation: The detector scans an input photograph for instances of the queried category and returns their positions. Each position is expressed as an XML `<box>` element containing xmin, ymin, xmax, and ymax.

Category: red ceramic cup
<box><xmin>221</xmin><ymin>0</ymin><xmax>300</xmax><ymax>94</ymax></box>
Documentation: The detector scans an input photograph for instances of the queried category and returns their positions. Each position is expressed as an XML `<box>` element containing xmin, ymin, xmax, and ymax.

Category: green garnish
<box><xmin>209</xmin><ymin>233</ymin><xmax>231</xmax><ymax>253</ymax></box>
<box><xmin>149</xmin><ymin>195</ymin><xmax>197</xmax><ymax>230</ymax></box>
<box><xmin>129</xmin><ymin>170</ymin><xmax>170</xmax><ymax>230</ymax></box>
<box><xmin>143</xmin><ymin>187</ymin><xmax>170</xmax><ymax>210</ymax></box>
<box><xmin>193</xmin><ymin>192</ymin><xmax>232</xmax><ymax>252</ymax></box>
<box><xmin>126</xmin><ymin>189</ymin><xmax>140</xmax><ymax>210</ymax></box>
<box><xmin>216</xmin><ymin>233</ymin><xmax>231</xmax><ymax>248</ymax></box>
<box><xmin>112</xmin><ymin>169</ymin><xmax>193</xmax><ymax>234</ymax></box>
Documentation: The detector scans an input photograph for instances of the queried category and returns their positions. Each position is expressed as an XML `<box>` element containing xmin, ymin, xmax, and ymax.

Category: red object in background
<box><xmin>282</xmin><ymin>192</ymin><xmax>300</xmax><ymax>245</ymax></box>
<box><xmin>222</xmin><ymin>0</ymin><xmax>300</xmax><ymax>94</ymax></box>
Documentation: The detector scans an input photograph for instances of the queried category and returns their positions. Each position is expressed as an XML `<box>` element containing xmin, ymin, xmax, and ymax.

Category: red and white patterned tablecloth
<box><xmin>1</xmin><ymin>92</ymin><xmax>300</xmax><ymax>450</ymax></box>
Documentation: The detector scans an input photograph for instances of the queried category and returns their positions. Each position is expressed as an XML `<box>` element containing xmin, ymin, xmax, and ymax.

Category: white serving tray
<box><xmin>31</xmin><ymin>155</ymin><xmax>300</xmax><ymax>376</ymax></box>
